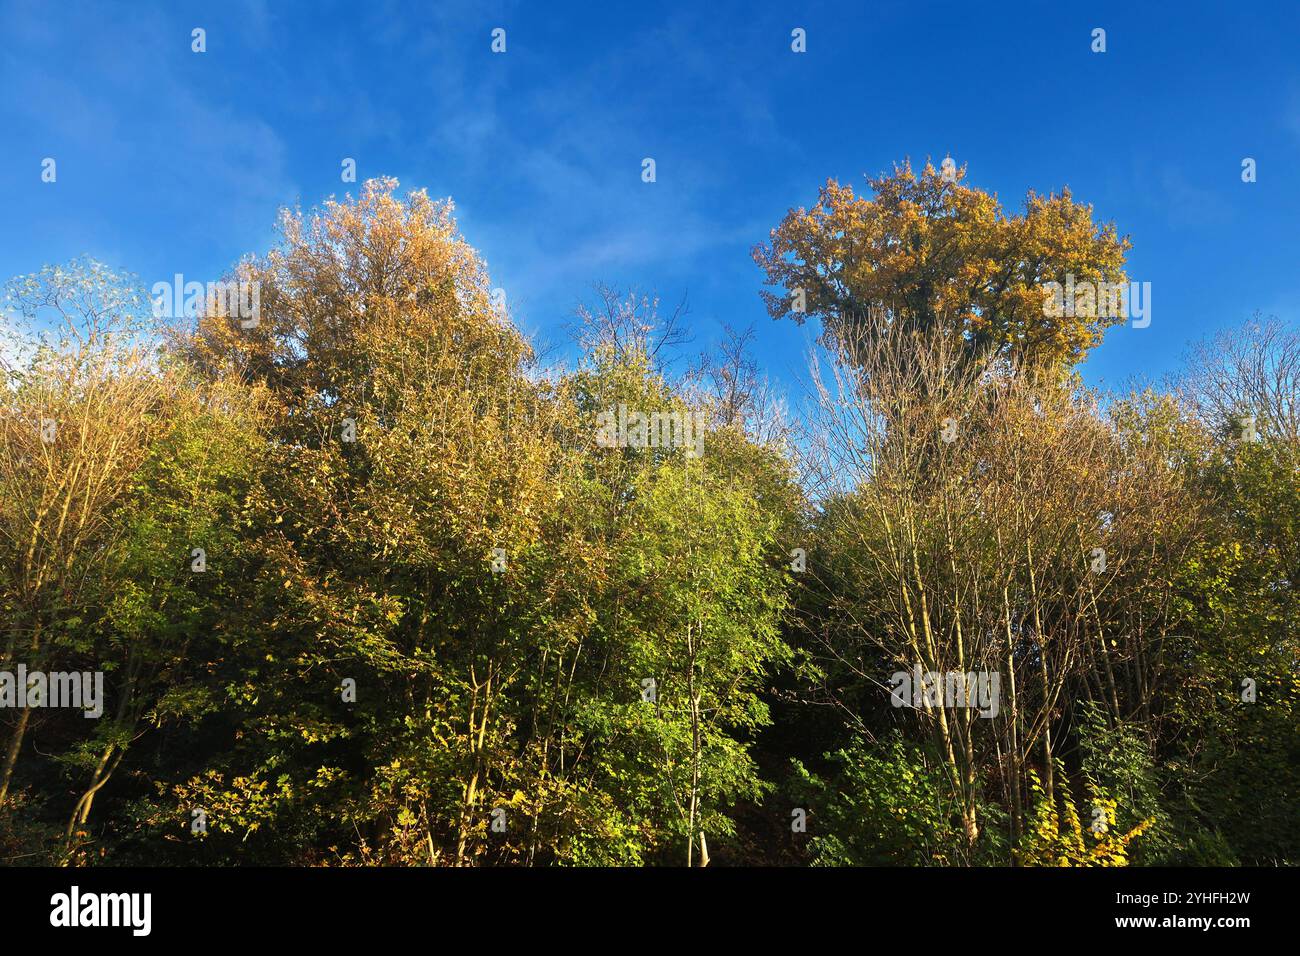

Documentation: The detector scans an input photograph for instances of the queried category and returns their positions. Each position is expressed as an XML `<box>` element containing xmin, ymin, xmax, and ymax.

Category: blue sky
<box><xmin>3</xmin><ymin>0</ymin><xmax>1298</xmax><ymax>398</ymax></box>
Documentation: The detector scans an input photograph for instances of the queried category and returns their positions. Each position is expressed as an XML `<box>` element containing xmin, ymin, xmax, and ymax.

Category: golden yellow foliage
<box><xmin>753</xmin><ymin>158</ymin><xmax>1130</xmax><ymax>372</ymax></box>
<box><xmin>1016</xmin><ymin>769</ymin><xmax>1152</xmax><ymax>866</ymax></box>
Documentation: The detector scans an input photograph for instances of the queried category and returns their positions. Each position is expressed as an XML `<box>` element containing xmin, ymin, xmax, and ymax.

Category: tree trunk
<box><xmin>0</xmin><ymin>705</ymin><xmax>32</xmax><ymax>811</ymax></box>
<box><xmin>0</xmin><ymin>622</ymin><xmax>42</xmax><ymax>810</ymax></box>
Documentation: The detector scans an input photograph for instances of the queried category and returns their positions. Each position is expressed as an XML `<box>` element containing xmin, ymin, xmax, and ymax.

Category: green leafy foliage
<box><xmin>2</xmin><ymin>176</ymin><xmax>1296</xmax><ymax>869</ymax></box>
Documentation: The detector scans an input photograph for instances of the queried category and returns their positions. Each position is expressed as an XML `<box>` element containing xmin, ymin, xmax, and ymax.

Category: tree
<box><xmin>753</xmin><ymin>159</ymin><xmax>1130</xmax><ymax>373</ymax></box>
<box><xmin>796</xmin><ymin>319</ymin><xmax>1196</xmax><ymax>855</ymax></box>
<box><xmin>0</xmin><ymin>259</ymin><xmax>172</xmax><ymax>812</ymax></box>
<box><xmin>1181</xmin><ymin>313</ymin><xmax>1300</xmax><ymax>443</ymax></box>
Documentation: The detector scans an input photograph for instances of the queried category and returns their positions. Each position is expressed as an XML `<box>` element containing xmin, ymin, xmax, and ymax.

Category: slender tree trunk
<box><xmin>0</xmin><ymin>622</ymin><xmax>42</xmax><ymax>810</ymax></box>
<box><xmin>686</xmin><ymin>620</ymin><xmax>701</xmax><ymax>867</ymax></box>
<box><xmin>63</xmin><ymin>746</ymin><xmax>124</xmax><ymax>850</ymax></box>
<box><xmin>1003</xmin><ymin>589</ymin><xmax>1023</xmax><ymax>852</ymax></box>
<box><xmin>456</xmin><ymin>669</ymin><xmax>493</xmax><ymax>865</ymax></box>
<box><xmin>1025</xmin><ymin>541</ymin><xmax>1055</xmax><ymax>805</ymax></box>
<box><xmin>0</xmin><ymin>706</ymin><xmax>32</xmax><ymax>811</ymax></box>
